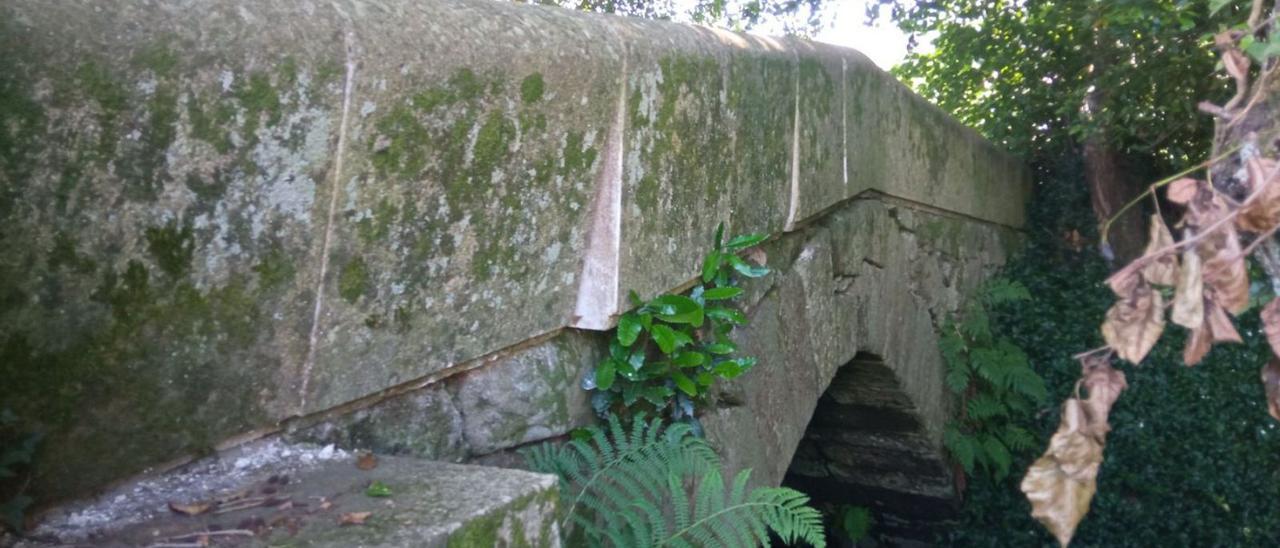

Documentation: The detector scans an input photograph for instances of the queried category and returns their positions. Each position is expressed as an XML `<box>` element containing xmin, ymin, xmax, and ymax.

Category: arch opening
<box><xmin>783</xmin><ymin>352</ymin><xmax>958</xmax><ymax>545</ymax></box>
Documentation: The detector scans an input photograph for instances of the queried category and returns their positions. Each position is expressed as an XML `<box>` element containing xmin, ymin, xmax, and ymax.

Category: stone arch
<box><xmin>783</xmin><ymin>352</ymin><xmax>958</xmax><ymax>544</ymax></box>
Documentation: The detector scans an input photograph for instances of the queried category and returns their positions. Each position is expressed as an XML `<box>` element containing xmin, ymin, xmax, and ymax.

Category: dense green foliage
<box><xmin>521</xmin><ymin>0</ymin><xmax>825</xmax><ymax>32</ymax></box>
<box><xmin>584</xmin><ymin>224</ymin><xmax>769</xmax><ymax>426</ymax></box>
<box><xmin>0</xmin><ymin>409</ymin><xmax>39</xmax><ymax>532</ymax></box>
<box><xmin>941</xmin><ymin>280</ymin><xmax>1047</xmax><ymax>481</ymax></box>
<box><xmin>876</xmin><ymin>0</ymin><xmax>1234</xmax><ymax>168</ymax></box>
<box><xmin>942</xmin><ymin>159</ymin><xmax>1280</xmax><ymax>546</ymax></box>
<box><xmin>522</xmin><ymin>415</ymin><xmax>826</xmax><ymax>547</ymax></box>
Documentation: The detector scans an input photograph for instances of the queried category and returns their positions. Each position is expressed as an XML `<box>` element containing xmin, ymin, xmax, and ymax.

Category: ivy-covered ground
<box><xmin>942</xmin><ymin>158</ymin><xmax>1280</xmax><ymax>546</ymax></box>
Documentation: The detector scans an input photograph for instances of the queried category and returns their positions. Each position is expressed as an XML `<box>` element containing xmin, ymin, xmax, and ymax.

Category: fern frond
<box><xmin>657</xmin><ymin>470</ymin><xmax>825</xmax><ymax>548</ymax></box>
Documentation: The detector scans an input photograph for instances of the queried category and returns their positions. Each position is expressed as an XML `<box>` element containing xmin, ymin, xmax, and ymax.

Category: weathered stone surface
<box><xmin>288</xmin><ymin>383</ymin><xmax>468</xmax><ymax>463</ymax></box>
<box><xmin>447</xmin><ymin>330</ymin><xmax>604</xmax><ymax>455</ymax></box>
<box><xmin>702</xmin><ymin>197</ymin><xmax>1019</xmax><ymax>504</ymax></box>
<box><xmin>24</xmin><ymin>446</ymin><xmax>559</xmax><ymax>547</ymax></box>
<box><xmin>0</xmin><ymin>0</ymin><xmax>1029</xmax><ymax>511</ymax></box>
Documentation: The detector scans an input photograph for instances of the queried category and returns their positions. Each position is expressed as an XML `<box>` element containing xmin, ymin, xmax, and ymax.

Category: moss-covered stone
<box><xmin>338</xmin><ymin>256</ymin><xmax>370</xmax><ymax>303</ymax></box>
<box><xmin>519</xmin><ymin>73</ymin><xmax>544</xmax><ymax>104</ymax></box>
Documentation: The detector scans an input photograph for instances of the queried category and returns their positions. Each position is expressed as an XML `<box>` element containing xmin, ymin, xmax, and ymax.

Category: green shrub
<box><xmin>583</xmin><ymin>224</ymin><xmax>769</xmax><ymax>427</ymax></box>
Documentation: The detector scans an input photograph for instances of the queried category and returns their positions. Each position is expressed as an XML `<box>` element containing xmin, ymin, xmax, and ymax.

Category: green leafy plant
<box><xmin>1</xmin><ymin>409</ymin><xmax>41</xmax><ymax>532</ymax></box>
<box><xmin>940</xmin><ymin>280</ymin><xmax>1047</xmax><ymax>481</ymax></box>
<box><xmin>522</xmin><ymin>415</ymin><xmax>825</xmax><ymax>547</ymax></box>
<box><xmin>583</xmin><ymin>224</ymin><xmax>770</xmax><ymax>425</ymax></box>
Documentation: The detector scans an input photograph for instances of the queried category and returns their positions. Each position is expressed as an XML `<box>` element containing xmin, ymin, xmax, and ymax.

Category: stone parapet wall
<box><xmin>0</xmin><ymin>0</ymin><xmax>1028</xmax><ymax>506</ymax></box>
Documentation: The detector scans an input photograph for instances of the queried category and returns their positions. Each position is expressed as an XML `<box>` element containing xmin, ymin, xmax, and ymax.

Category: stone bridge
<box><xmin>0</xmin><ymin>0</ymin><xmax>1026</xmax><ymax>543</ymax></box>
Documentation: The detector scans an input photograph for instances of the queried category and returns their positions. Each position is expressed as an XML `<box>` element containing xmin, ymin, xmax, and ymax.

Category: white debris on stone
<box><xmin>31</xmin><ymin>439</ymin><xmax>349</xmax><ymax>542</ymax></box>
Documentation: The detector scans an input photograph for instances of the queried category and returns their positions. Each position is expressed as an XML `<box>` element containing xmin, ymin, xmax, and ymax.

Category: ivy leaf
<box><xmin>672</xmin><ymin>351</ymin><xmax>706</xmax><ymax>368</ymax></box>
<box><xmin>702</xmin><ymin>250</ymin><xmax>721</xmax><ymax>283</ymax></box>
<box><xmin>628</xmin><ymin>290</ymin><xmax>644</xmax><ymax>308</ymax></box>
<box><xmin>650</xmin><ymin>295</ymin><xmax>704</xmax><ymax>327</ymax></box>
<box><xmin>702</xmin><ymin>286</ymin><xmax>744</xmax><ymax>301</ymax></box>
<box><xmin>706</xmin><ymin>307</ymin><xmax>747</xmax><ymax>325</ymax></box>
<box><xmin>726</xmin><ymin>254</ymin><xmax>770</xmax><ymax>278</ymax></box>
<box><xmin>1209</xmin><ymin>0</ymin><xmax>1233</xmax><ymax>16</ymax></box>
<box><xmin>713</xmin><ymin>221</ymin><xmax>725</xmax><ymax>251</ymax></box>
<box><xmin>705</xmin><ymin>342</ymin><xmax>737</xmax><ymax>355</ymax></box>
<box><xmin>596</xmin><ymin>359</ymin><xmax>617</xmax><ymax>391</ymax></box>
<box><xmin>617</xmin><ymin>313</ymin><xmax>642</xmax><ymax>347</ymax></box>
<box><xmin>649</xmin><ymin>324</ymin><xmax>677</xmax><ymax>354</ymax></box>
<box><xmin>724</xmin><ymin>232</ymin><xmax>768</xmax><ymax>251</ymax></box>
<box><xmin>672</xmin><ymin>371</ymin><xmax>697</xmax><ymax>396</ymax></box>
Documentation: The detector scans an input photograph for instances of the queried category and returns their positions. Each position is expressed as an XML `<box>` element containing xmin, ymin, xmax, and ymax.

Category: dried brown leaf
<box><xmin>1202</xmin><ymin>232</ymin><xmax>1249</xmax><ymax>315</ymax></box>
<box><xmin>356</xmin><ymin>452</ymin><xmax>378</xmax><ymax>471</ymax></box>
<box><xmin>340</xmin><ymin>512</ymin><xmax>372</xmax><ymax>526</ymax></box>
<box><xmin>1263</xmin><ymin>358</ymin><xmax>1280</xmax><ymax>421</ymax></box>
<box><xmin>168</xmin><ymin>500</ymin><xmax>213</xmax><ymax>516</ymax></box>
<box><xmin>1223</xmin><ymin>49</ymin><xmax>1251</xmax><ymax>81</ymax></box>
<box><xmin>1021</xmin><ymin>400</ymin><xmax>1104</xmax><ymax>547</ymax></box>
<box><xmin>1171</xmin><ymin>247</ymin><xmax>1204</xmax><ymax>329</ymax></box>
<box><xmin>1184</xmin><ymin>323</ymin><xmax>1213</xmax><ymax>366</ymax></box>
<box><xmin>1080</xmin><ymin>359</ymin><xmax>1128</xmax><ymax>439</ymax></box>
<box><xmin>1140</xmin><ymin>214</ymin><xmax>1178</xmax><ymax>286</ymax></box>
<box><xmin>1236</xmin><ymin>157</ymin><xmax>1280</xmax><ymax>233</ymax></box>
<box><xmin>1263</xmin><ymin>299</ymin><xmax>1280</xmax><ymax>358</ymax></box>
<box><xmin>1166</xmin><ymin>178</ymin><xmax>1200</xmax><ymax>204</ymax></box>
<box><xmin>1205</xmin><ymin>300</ymin><xmax>1243</xmax><ymax>343</ymax></box>
<box><xmin>1101</xmin><ymin>281</ymin><xmax>1165</xmax><ymax>364</ymax></box>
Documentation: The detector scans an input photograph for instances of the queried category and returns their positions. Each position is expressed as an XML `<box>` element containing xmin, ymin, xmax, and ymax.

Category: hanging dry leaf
<box><xmin>1201</xmin><ymin>232</ymin><xmax>1249</xmax><ymax>315</ymax></box>
<box><xmin>1223</xmin><ymin>48</ymin><xmax>1251</xmax><ymax>82</ymax></box>
<box><xmin>1021</xmin><ymin>399</ymin><xmax>1104</xmax><ymax>547</ymax></box>
<box><xmin>1080</xmin><ymin>358</ymin><xmax>1128</xmax><ymax>438</ymax></box>
<box><xmin>1184</xmin><ymin>322</ymin><xmax>1213</xmax><ymax>366</ymax></box>
<box><xmin>340</xmin><ymin>511</ymin><xmax>372</xmax><ymax>526</ymax></box>
<box><xmin>356</xmin><ymin>452</ymin><xmax>378</xmax><ymax>471</ymax></box>
<box><xmin>1205</xmin><ymin>300</ymin><xmax>1243</xmax><ymax>343</ymax></box>
<box><xmin>1101</xmin><ymin>280</ymin><xmax>1165</xmax><ymax>364</ymax></box>
<box><xmin>1262</xmin><ymin>299</ymin><xmax>1280</xmax><ymax>358</ymax></box>
<box><xmin>1140</xmin><ymin>214</ymin><xmax>1178</xmax><ymax>286</ymax></box>
<box><xmin>1166</xmin><ymin>178</ymin><xmax>1200</xmax><ymax>204</ymax></box>
<box><xmin>1171</xmin><ymin>247</ymin><xmax>1204</xmax><ymax>329</ymax></box>
<box><xmin>1263</xmin><ymin>358</ymin><xmax>1280</xmax><ymax>422</ymax></box>
<box><xmin>168</xmin><ymin>500</ymin><xmax>213</xmax><ymax>516</ymax></box>
<box><xmin>1236</xmin><ymin>157</ymin><xmax>1280</xmax><ymax>233</ymax></box>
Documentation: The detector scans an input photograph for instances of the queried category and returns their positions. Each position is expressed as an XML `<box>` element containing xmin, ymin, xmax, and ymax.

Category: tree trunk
<box><xmin>1084</xmin><ymin>132</ymin><xmax>1146</xmax><ymax>265</ymax></box>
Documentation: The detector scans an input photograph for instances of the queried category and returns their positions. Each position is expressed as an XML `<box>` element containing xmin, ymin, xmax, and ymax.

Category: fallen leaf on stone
<box><xmin>1101</xmin><ymin>280</ymin><xmax>1165</xmax><ymax>364</ymax></box>
<box><xmin>1171</xmin><ymin>248</ymin><xmax>1204</xmax><ymax>329</ymax></box>
<box><xmin>365</xmin><ymin>480</ymin><xmax>393</xmax><ymax>498</ymax></box>
<box><xmin>1166</xmin><ymin>178</ymin><xmax>1200</xmax><ymax>204</ymax></box>
<box><xmin>340</xmin><ymin>512</ymin><xmax>372</xmax><ymax>526</ymax></box>
<box><xmin>1263</xmin><ymin>359</ymin><xmax>1280</xmax><ymax>422</ymax></box>
<box><xmin>1021</xmin><ymin>399</ymin><xmax>1104</xmax><ymax>547</ymax></box>
<box><xmin>168</xmin><ymin>500</ymin><xmax>213</xmax><ymax>516</ymax></box>
<box><xmin>1263</xmin><ymin>299</ymin><xmax>1280</xmax><ymax>358</ymax></box>
<box><xmin>1140</xmin><ymin>214</ymin><xmax>1178</xmax><ymax>286</ymax></box>
<box><xmin>356</xmin><ymin>452</ymin><xmax>378</xmax><ymax>471</ymax></box>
